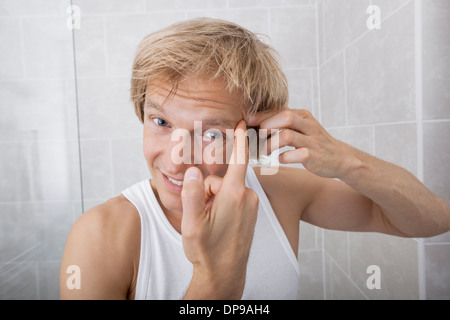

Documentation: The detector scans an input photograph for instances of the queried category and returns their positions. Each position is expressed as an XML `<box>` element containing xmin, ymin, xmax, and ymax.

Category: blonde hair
<box><xmin>130</xmin><ymin>17</ymin><xmax>288</xmax><ymax>123</ymax></box>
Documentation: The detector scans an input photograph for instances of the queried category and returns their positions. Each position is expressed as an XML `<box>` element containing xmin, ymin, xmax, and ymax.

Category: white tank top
<box><xmin>122</xmin><ymin>167</ymin><xmax>299</xmax><ymax>299</ymax></box>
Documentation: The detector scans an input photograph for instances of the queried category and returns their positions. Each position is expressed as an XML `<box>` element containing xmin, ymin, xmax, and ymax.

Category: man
<box><xmin>60</xmin><ymin>18</ymin><xmax>450</xmax><ymax>300</ymax></box>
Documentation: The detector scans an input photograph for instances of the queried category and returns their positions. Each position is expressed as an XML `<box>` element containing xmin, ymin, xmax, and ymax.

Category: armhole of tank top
<box><xmin>246</xmin><ymin>167</ymin><xmax>300</xmax><ymax>277</ymax></box>
<box><xmin>122</xmin><ymin>184</ymin><xmax>150</xmax><ymax>300</ymax></box>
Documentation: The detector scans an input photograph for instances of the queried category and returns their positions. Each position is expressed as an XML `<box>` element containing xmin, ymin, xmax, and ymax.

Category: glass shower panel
<box><xmin>0</xmin><ymin>0</ymin><xmax>82</xmax><ymax>299</ymax></box>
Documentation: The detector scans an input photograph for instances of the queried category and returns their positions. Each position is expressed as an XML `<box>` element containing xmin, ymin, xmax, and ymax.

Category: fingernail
<box><xmin>185</xmin><ymin>167</ymin><xmax>201</xmax><ymax>181</ymax></box>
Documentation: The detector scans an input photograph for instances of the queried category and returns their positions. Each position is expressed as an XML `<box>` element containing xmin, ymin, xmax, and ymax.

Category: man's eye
<box><xmin>152</xmin><ymin>118</ymin><xmax>168</xmax><ymax>127</ymax></box>
<box><xmin>203</xmin><ymin>129</ymin><xmax>223</xmax><ymax>141</ymax></box>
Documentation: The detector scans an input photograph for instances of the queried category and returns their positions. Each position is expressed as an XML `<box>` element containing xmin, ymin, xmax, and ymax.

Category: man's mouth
<box><xmin>163</xmin><ymin>173</ymin><xmax>184</xmax><ymax>186</ymax></box>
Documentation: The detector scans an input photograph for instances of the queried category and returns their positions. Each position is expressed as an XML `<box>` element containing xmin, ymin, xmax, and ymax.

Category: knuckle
<box><xmin>246</xmin><ymin>189</ymin><xmax>260</xmax><ymax>210</ymax></box>
<box><xmin>247</xmin><ymin>189</ymin><xmax>259</xmax><ymax>202</ymax></box>
<box><xmin>282</xmin><ymin>110</ymin><xmax>295</xmax><ymax>126</ymax></box>
<box><xmin>228</xmin><ymin>189</ymin><xmax>244</xmax><ymax>204</ymax></box>
<box><xmin>299</xmin><ymin>109</ymin><xmax>312</xmax><ymax>118</ymax></box>
<box><xmin>182</xmin><ymin>229</ymin><xmax>197</xmax><ymax>242</ymax></box>
<box><xmin>280</xmin><ymin>129</ymin><xmax>293</xmax><ymax>144</ymax></box>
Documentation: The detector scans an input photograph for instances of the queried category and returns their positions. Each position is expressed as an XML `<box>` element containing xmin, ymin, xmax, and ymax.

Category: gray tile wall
<box><xmin>1</xmin><ymin>0</ymin><xmax>448</xmax><ymax>300</ymax></box>
<box><xmin>0</xmin><ymin>0</ymin><xmax>81</xmax><ymax>299</ymax></box>
<box><xmin>317</xmin><ymin>0</ymin><xmax>450</xmax><ymax>300</ymax></box>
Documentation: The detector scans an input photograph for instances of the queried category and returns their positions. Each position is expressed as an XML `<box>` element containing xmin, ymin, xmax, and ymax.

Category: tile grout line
<box><xmin>324</xmin><ymin>250</ymin><xmax>369</xmax><ymax>300</ymax></box>
<box><xmin>70</xmin><ymin>0</ymin><xmax>85</xmax><ymax>215</ymax></box>
<box><xmin>314</xmin><ymin>0</ymin><xmax>326</xmax><ymax>299</ymax></box>
<box><xmin>414</xmin><ymin>0</ymin><xmax>426</xmax><ymax>301</ymax></box>
<box><xmin>320</xmin><ymin>0</ymin><xmax>414</xmax><ymax>68</ymax></box>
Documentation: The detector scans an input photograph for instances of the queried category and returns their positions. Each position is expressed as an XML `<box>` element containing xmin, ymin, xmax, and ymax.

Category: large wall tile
<box><xmin>38</xmin><ymin>260</ymin><xmax>60</xmax><ymax>299</ymax></box>
<box><xmin>77</xmin><ymin>77</ymin><xmax>142</xmax><ymax>140</ymax></box>
<box><xmin>111</xmin><ymin>138</ymin><xmax>150</xmax><ymax>195</ymax></box>
<box><xmin>74</xmin><ymin>0</ymin><xmax>145</xmax><ymax>14</ymax></box>
<box><xmin>38</xmin><ymin>202</ymin><xmax>76</xmax><ymax>261</ymax></box>
<box><xmin>0</xmin><ymin>17</ymin><xmax>24</xmax><ymax>79</ymax></box>
<box><xmin>73</xmin><ymin>15</ymin><xmax>106</xmax><ymax>77</ymax></box>
<box><xmin>324</xmin><ymin>253</ymin><xmax>366</xmax><ymax>300</ymax></box>
<box><xmin>0</xmin><ymin>140</ymin><xmax>81</xmax><ymax>202</ymax></box>
<box><xmin>319</xmin><ymin>53</ymin><xmax>346</xmax><ymax>127</ymax></box>
<box><xmin>422</xmin><ymin>0</ymin><xmax>450</xmax><ymax>120</ymax></box>
<box><xmin>349</xmin><ymin>232</ymin><xmax>419</xmax><ymax>299</ymax></box>
<box><xmin>0</xmin><ymin>80</ymin><xmax>78</xmax><ymax>142</ymax></box>
<box><xmin>285</xmin><ymin>69</ymin><xmax>313</xmax><ymax>111</ymax></box>
<box><xmin>229</xmin><ymin>0</ymin><xmax>310</xmax><ymax>7</ymax></box>
<box><xmin>0</xmin><ymin>262</ymin><xmax>38</xmax><ymax>299</ymax></box>
<box><xmin>423</xmin><ymin>121</ymin><xmax>450</xmax><ymax>203</ymax></box>
<box><xmin>32</xmin><ymin>140</ymin><xmax>82</xmax><ymax>202</ymax></box>
<box><xmin>327</xmin><ymin>126</ymin><xmax>374</xmax><ymax>155</ymax></box>
<box><xmin>105</xmin><ymin>12</ymin><xmax>185</xmax><ymax>77</ymax></box>
<box><xmin>374</xmin><ymin>123</ymin><xmax>417</xmax><ymax>176</ymax></box>
<box><xmin>79</xmin><ymin>139</ymin><xmax>112</xmax><ymax>201</ymax></box>
<box><xmin>346</xmin><ymin>1</ymin><xmax>415</xmax><ymax>125</ymax></box>
<box><xmin>270</xmin><ymin>6</ymin><xmax>316</xmax><ymax>68</ymax></box>
<box><xmin>322</xmin><ymin>0</ymin><xmax>371</xmax><ymax>61</ymax></box>
<box><xmin>425</xmin><ymin>243</ymin><xmax>450</xmax><ymax>299</ymax></box>
<box><xmin>298</xmin><ymin>250</ymin><xmax>324</xmax><ymax>299</ymax></box>
<box><xmin>146</xmin><ymin>0</ymin><xmax>226</xmax><ymax>11</ymax></box>
<box><xmin>187</xmin><ymin>9</ymin><xmax>269</xmax><ymax>38</ymax></box>
<box><xmin>0</xmin><ymin>143</ymin><xmax>33</xmax><ymax>202</ymax></box>
<box><xmin>0</xmin><ymin>0</ymin><xmax>67</xmax><ymax>16</ymax></box>
<box><xmin>22</xmin><ymin>16</ymin><xmax>74</xmax><ymax>78</ymax></box>
<box><xmin>424</xmin><ymin>230</ymin><xmax>450</xmax><ymax>244</ymax></box>
<box><xmin>373</xmin><ymin>0</ymin><xmax>411</xmax><ymax>18</ymax></box>
<box><xmin>299</xmin><ymin>221</ymin><xmax>319</xmax><ymax>251</ymax></box>
<box><xmin>0</xmin><ymin>202</ymin><xmax>40</xmax><ymax>263</ymax></box>
<box><xmin>324</xmin><ymin>230</ymin><xmax>349</xmax><ymax>275</ymax></box>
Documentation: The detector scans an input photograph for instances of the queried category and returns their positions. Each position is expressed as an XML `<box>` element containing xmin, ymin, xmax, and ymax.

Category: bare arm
<box><xmin>338</xmin><ymin>146</ymin><xmax>449</xmax><ymax>237</ymax></box>
<box><xmin>248</xmin><ymin>109</ymin><xmax>450</xmax><ymax>237</ymax></box>
<box><xmin>60</xmin><ymin>198</ymin><xmax>140</xmax><ymax>299</ymax></box>
<box><xmin>300</xmin><ymin>145</ymin><xmax>450</xmax><ymax>237</ymax></box>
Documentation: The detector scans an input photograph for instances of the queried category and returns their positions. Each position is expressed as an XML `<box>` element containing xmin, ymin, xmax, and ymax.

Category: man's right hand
<box><xmin>181</xmin><ymin>120</ymin><xmax>259</xmax><ymax>300</ymax></box>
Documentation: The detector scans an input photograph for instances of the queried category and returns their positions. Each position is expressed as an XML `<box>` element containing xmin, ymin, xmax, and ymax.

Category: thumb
<box><xmin>181</xmin><ymin>167</ymin><xmax>205</xmax><ymax>224</ymax></box>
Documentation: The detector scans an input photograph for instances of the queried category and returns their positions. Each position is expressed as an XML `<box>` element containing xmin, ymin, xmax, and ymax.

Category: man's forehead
<box><xmin>144</xmin><ymin>80</ymin><xmax>247</xmax><ymax>122</ymax></box>
<box><xmin>145</xmin><ymin>78</ymin><xmax>246</xmax><ymax>108</ymax></box>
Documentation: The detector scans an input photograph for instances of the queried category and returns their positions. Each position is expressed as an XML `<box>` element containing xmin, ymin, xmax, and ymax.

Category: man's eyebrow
<box><xmin>144</xmin><ymin>100</ymin><xmax>239</xmax><ymax>129</ymax></box>
<box><xmin>144</xmin><ymin>100</ymin><xmax>164</xmax><ymax>112</ymax></box>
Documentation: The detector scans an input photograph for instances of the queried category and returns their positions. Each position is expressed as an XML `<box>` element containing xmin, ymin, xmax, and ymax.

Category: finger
<box><xmin>203</xmin><ymin>174</ymin><xmax>222</xmax><ymax>212</ymax></box>
<box><xmin>278</xmin><ymin>147</ymin><xmax>310</xmax><ymax>164</ymax></box>
<box><xmin>261</xmin><ymin>129</ymin><xmax>309</xmax><ymax>156</ymax></box>
<box><xmin>224</xmin><ymin>120</ymin><xmax>249</xmax><ymax>185</ymax></box>
<box><xmin>181</xmin><ymin>167</ymin><xmax>206</xmax><ymax>226</ymax></box>
<box><xmin>246</xmin><ymin>109</ymin><xmax>284</xmax><ymax>127</ymax></box>
<box><xmin>204</xmin><ymin>174</ymin><xmax>222</xmax><ymax>200</ymax></box>
<box><xmin>259</xmin><ymin>109</ymin><xmax>316</xmax><ymax>136</ymax></box>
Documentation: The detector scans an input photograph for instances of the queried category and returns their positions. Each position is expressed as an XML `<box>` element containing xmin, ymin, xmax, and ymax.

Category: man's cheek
<box><xmin>143</xmin><ymin>139</ymin><xmax>159</xmax><ymax>164</ymax></box>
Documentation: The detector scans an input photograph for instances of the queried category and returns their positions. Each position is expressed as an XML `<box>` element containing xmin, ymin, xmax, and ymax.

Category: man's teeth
<box><xmin>167</xmin><ymin>176</ymin><xmax>183</xmax><ymax>186</ymax></box>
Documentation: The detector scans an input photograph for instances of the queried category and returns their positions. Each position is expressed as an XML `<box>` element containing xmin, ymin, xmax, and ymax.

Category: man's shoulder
<box><xmin>75</xmin><ymin>194</ymin><xmax>140</xmax><ymax>244</ymax></box>
<box><xmin>61</xmin><ymin>194</ymin><xmax>140</xmax><ymax>299</ymax></box>
<box><xmin>66</xmin><ymin>194</ymin><xmax>141</xmax><ymax>276</ymax></box>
